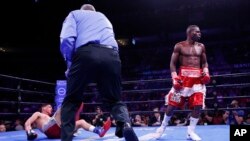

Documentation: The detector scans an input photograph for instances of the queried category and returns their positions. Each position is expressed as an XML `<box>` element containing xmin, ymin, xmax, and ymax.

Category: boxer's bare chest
<box><xmin>179</xmin><ymin>43</ymin><xmax>202</xmax><ymax>67</ymax></box>
<box><xmin>180</xmin><ymin>44</ymin><xmax>202</xmax><ymax>57</ymax></box>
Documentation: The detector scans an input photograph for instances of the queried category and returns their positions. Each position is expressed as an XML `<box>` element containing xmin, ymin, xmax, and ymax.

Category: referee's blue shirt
<box><xmin>60</xmin><ymin>10</ymin><xmax>118</xmax><ymax>65</ymax></box>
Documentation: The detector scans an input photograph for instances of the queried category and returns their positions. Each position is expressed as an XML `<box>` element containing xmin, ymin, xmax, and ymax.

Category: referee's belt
<box><xmin>83</xmin><ymin>42</ymin><xmax>118</xmax><ymax>51</ymax></box>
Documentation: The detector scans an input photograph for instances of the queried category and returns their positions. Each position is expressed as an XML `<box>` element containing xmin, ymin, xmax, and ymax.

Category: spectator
<box><xmin>243</xmin><ymin>113</ymin><xmax>250</xmax><ymax>125</ymax></box>
<box><xmin>224</xmin><ymin>100</ymin><xmax>245</xmax><ymax>125</ymax></box>
<box><xmin>0</xmin><ymin>123</ymin><xmax>6</xmax><ymax>132</ymax></box>
<box><xmin>148</xmin><ymin>107</ymin><xmax>163</xmax><ymax>126</ymax></box>
<box><xmin>204</xmin><ymin>110</ymin><xmax>225</xmax><ymax>125</ymax></box>
<box><xmin>132</xmin><ymin>114</ymin><xmax>147</xmax><ymax>127</ymax></box>
<box><xmin>169</xmin><ymin>114</ymin><xmax>187</xmax><ymax>126</ymax></box>
<box><xmin>92</xmin><ymin>106</ymin><xmax>108</xmax><ymax>127</ymax></box>
<box><xmin>14</xmin><ymin>119</ymin><xmax>24</xmax><ymax>131</ymax></box>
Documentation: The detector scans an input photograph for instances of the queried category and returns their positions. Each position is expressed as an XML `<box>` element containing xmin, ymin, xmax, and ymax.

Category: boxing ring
<box><xmin>0</xmin><ymin>125</ymin><xmax>229</xmax><ymax>141</ymax></box>
<box><xmin>0</xmin><ymin>72</ymin><xmax>250</xmax><ymax>141</ymax></box>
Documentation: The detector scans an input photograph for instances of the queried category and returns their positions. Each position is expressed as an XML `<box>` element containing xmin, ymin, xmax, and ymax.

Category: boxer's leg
<box><xmin>187</xmin><ymin>93</ymin><xmax>204</xmax><ymax>141</ymax></box>
<box><xmin>155</xmin><ymin>91</ymin><xmax>185</xmax><ymax>139</ymax></box>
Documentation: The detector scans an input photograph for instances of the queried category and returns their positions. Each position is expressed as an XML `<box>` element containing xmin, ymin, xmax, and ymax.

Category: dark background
<box><xmin>0</xmin><ymin>0</ymin><xmax>249</xmax><ymax>82</ymax></box>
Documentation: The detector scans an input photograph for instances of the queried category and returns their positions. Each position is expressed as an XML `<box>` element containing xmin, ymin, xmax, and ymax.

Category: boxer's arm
<box><xmin>25</xmin><ymin>112</ymin><xmax>41</xmax><ymax>131</ymax></box>
<box><xmin>170</xmin><ymin>44</ymin><xmax>181</xmax><ymax>73</ymax></box>
<box><xmin>201</xmin><ymin>44</ymin><xmax>208</xmax><ymax>69</ymax></box>
<box><xmin>25</xmin><ymin>112</ymin><xmax>40</xmax><ymax>140</ymax></box>
<box><xmin>170</xmin><ymin>44</ymin><xmax>183</xmax><ymax>90</ymax></box>
<box><xmin>201</xmin><ymin>44</ymin><xmax>210</xmax><ymax>84</ymax></box>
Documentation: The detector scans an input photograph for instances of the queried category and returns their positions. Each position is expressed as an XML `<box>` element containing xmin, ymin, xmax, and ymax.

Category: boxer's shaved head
<box><xmin>80</xmin><ymin>4</ymin><xmax>96</xmax><ymax>11</ymax></box>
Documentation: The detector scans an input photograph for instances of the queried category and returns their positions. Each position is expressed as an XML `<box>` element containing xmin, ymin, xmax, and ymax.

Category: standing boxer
<box><xmin>155</xmin><ymin>25</ymin><xmax>210</xmax><ymax>141</ymax></box>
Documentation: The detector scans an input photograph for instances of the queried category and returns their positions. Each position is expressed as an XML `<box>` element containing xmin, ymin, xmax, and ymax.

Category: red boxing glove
<box><xmin>201</xmin><ymin>67</ymin><xmax>210</xmax><ymax>84</ymax></box>
<box><xmin>171</xmin><ymin>72</ymin><xmax>183</xmax><ymax>91</ymax></box>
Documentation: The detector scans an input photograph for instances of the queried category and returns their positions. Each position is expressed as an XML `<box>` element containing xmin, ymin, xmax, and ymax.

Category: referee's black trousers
<box><xmin>61</xmin><ymin>44</ymin><xmax>130</xmax><ymax>141</ymax></box>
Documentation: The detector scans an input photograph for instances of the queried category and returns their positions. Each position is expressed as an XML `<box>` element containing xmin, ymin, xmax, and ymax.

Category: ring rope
<box><xmin>0</xmin><ymin>101</ymin><xmax>49</xmax><ymax>105</ymax></box>
<box><xmin>1</xmin><ymin>94</ymin><xmax>250</xmax><ymax>105</ymax></box>
<box><xmin>211</xmin><ymin>72</ymin><xmax>250</xmax><ymax>78</ymax></box>
<box><xmin>0</xmin><ymin>72</ymin><xmax>249</xmax><ymax>89</ymax></box>
<box><xmin>83</xmin><ymin>83</ymin><xmax>250</xmax><ymax>95</ymax></box>
<box><xmin>0</xmin><ymin>72</ymin><xmax>249</xmax><ymax>118</ymax></box>
<box><xmin>0</xmin><ymin>86</ymin><xmax>54</xmax><ymax>95</ymax></box>
<box><xmin>0</xmin><ymin>72</ymin><xmax>249</xmax><ymax>95</ymax></box>
<box><xmin>1</xmin><ymin>82</ymin><xmax>248</xmax><ymax>96</ymax></box>
<box><xmin>121</xmin><ymin>72</ymin><xmax>250</xmax><ymax>84</ymax></box>
<box><xmin>207</xmin><ymin>83</ymin><xmax>250</xmax><ymax>88</ymax></box>
<box><xmin>1</xmin><ymin>107</ymin><xmax>250</xmax><ymax>117</ymax></box>
<box><xmin>0</xmin><ymin>74</ymin><xmax>55</xmax><ymax>85</ymax></box>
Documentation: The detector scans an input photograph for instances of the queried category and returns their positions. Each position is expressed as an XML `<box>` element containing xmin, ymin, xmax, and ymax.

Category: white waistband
<box><xmin>41</xmin><ymin>117</ymin><xmax>57</xmax><ymax>132</ymax></box>
<box><xmin>180</xmin><ymin>68</ymin><xmax>201</xmax><ymax>77</ymax></box>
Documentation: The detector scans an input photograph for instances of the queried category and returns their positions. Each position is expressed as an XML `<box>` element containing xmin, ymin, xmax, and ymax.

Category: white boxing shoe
<box><xmin>73</xmin><ymin>129</ymin><xmax>82</xmax><ymax>137</ymax></box>
<box><xmin>187</xmin><ymin>126</ymin><xmax>201</xmax><ymax>141</ymax></box>
<box><xmin>155</xmin><ymin>126</ymin><xmax>166</xmax><ymax>139</ymax></box>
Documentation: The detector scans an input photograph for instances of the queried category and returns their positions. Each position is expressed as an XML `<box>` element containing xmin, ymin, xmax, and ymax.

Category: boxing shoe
<box><xmin>187</xmin><ymin>126</ymin><xmax>201</xmax><ymax>141</ymax></box>
<box><xmin>115</xmin><ymin>121</ymin><xmax>124</xmax><ymax>138</ymax></box>
<box><xmin>123</xmin><ymin>122</ymin><xmax>139</xmax><ymax>141</ymax></box>
<box><xmin>98</xmin><ymin>118</ymin><xmax>112</xmax><ymax>137</ymax></box>
<box><xmin>73</xmin><ymin>129</ymin><xmax>82</xmax><ymax>137</ymax></box>
<box><xmin>187</xmin><ymin>132</ymin><xmax>201</xmax><ymax>141</ymax></box>
<box><xmin>155</xmin><ymin>125</ymin><xmax>166</xmax><ymax>139</ymax></box>
<box><xmin>115</xmin><ymin>121</ymin><xmax>139</xmax><ymax>141</ymax></box>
